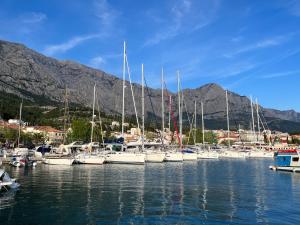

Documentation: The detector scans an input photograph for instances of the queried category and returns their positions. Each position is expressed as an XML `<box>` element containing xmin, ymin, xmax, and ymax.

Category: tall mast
<box><xmin>225</xmin><ymin>90</ymin><xmax>230</xmax><ymax>148</ymax></box>
<box><xmin>177</xmin><ymin>71</ymin><xmax>182</xmax><ymax>148</ymax></box>
<box><xmin>161</xmin><ymin>68</ymin><xmax>164</xmax><ymax>145</ymax></box>
<box><xmin>256</xmin><ymin>98</ymin><xmax>260</xmax><ymax>142</ymax></box>
<box><xmin>168</xmin><ymin>95</ymin><xmax>171</xmax><ymax>131</ymax></box>
<box><xmin>17</xmin><ymin>99</ymin><xmax>23</xmax><ymax>148</ymax></box>
<box><xmin>63</xmin><ymin>87</ymin><xmax>68</xmax><ymax>144</ymax></box>
<box><xmin>90</xmin><ymin>84</ymin><xmax>96</xmax><ymax>143</ymax></box>
<box><xmin>201</xmin><ymin>101</ymin><xmax>205</xmax><ymax>145</ymax></box>
<box><xmin>121</xmin><ymin>41</ymin><xmax>126</xmax><ymax>137</ymax></box>
<box><xmin>194</xmin><ymin>100</ymin><xmax>197</xmax><ymax>145</ymax></box>
<box><xmin>141</xmin><ymin>64</ymin><xmax>145</xmax><ymax>151</ymax></box>
<box><xmin>96</xmin><ymin>99</ymin><xmax>105</xmax><ymax>147</ymax></box>
<box><xmin>250</xmin><ymin>96</ymin><xmax>255</xmax><ymax>142</ymax></box>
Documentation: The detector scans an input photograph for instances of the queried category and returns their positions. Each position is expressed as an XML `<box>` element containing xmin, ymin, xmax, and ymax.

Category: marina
<box><xmin>1</xmin><ymin>0</ymin><xmax>300</xmax><ymax>224</ymax></box>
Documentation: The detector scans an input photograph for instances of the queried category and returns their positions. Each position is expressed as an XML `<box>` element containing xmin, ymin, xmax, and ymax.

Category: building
<box><xmin>23</xmin><ymin>126</ymin><xmax>64</xmax><ymax>144</ymax></box>
<box><xmin>130</xmin><ymin>127</ymin><xmax>141</xmax><ymax>136</ymax></box>
<box><xmin>111</xmin><ymin>121</ymin><xmax>120</xmax><ymax>128</ymax></box>
<box><xmin>8</xmin><ymin>119</ymin><xmax>27</xmax><ymax>126</ymax></box>
<box><xmin>239</xmin><ymin>129</ymin><xmax>264</xmax><ymax>143</ymax></box>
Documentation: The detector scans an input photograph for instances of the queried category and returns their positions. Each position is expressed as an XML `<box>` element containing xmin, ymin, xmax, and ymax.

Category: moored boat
<box><xmin>164</xmin><ymin>151</ymin><xmax>183</xmax><ymax>162</ymax></box>
<box><xmin>220</xmin><ymin>150</ymin><xmax>247</xmax><ymax>159</ymax></box>
<box><xmin>42</xmin><ymin>156</ymin><xmax>74</xmax><ymax>166</ymax></box>
<box><xmin>105</xmin><ymin>151</ymin><xmax>145</xmax><ymax>164</ymax></box>
<box><xmin>182</xmin><ymin>149</ymin><xmax>197</xmax><ymax>161</ymax></box>
<box><xmin>248</xmin><ymin>150</ymin><xmax>274</xmax><ymax>158</ymax></box>
<box><xmin>10</xmin><ymin>155</ymin><xmax>37</xmax><ymax>167</ymax></box>
<box><xmin>75</xmin><ymin>153</ymin><xmax>105</xmax><ymax>165</ymax></box>
<box><xmin>145</xmin><ymin>151</ymin><xmax>165</xmax><ymax>163</ymax></box>
<box><xmin>197</xmin><ymin>151</ymin><xmax>219</xmax><ymax>159</ymax></box>
<box><xmin>0</xmin><ymin>169</ymin><xmax>20</xmax><ymax>191</ymax></box>
<box><xmin>12</xmin><ymin>147</ymin><xmax>29</xmax><ymax>156</ymax></box>
<box><xmin>270</xmin><ymin>149</ymin><xmax>300</xmax><ymax>173</ymax></box>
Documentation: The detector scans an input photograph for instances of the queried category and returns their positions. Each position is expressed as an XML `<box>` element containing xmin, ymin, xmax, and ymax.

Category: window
<box><xmin>292</xmin><ymin>157</ymin><xmax>299</xmax><ymax>162</ymax></box>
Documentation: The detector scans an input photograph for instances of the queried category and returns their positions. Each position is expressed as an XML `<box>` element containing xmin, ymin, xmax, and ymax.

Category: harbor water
<box><xmin>1</xmin><ymin>159</ymin><xmax>300</xmax><ymax>225</ymax></box>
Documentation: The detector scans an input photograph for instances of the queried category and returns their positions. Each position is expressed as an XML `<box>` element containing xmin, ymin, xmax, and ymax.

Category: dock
<box><xmin>269</xmin><ymin>165</ymin><xmax>300</xmax><ymax>173</ymax></box>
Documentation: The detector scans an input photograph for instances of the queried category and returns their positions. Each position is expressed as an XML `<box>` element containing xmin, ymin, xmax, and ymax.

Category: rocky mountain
<box><xmin>1</xmin><ymin>39</ymin><xmax>300</xmax><ymax>132</ymax></box>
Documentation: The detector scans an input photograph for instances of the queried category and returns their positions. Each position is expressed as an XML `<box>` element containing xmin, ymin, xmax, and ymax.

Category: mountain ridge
<box><xmin>1</xmin><ymin>39</ymin><xmax>300</xmax><ymax>132</ymax></box>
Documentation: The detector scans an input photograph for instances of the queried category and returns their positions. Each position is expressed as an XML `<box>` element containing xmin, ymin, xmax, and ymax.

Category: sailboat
<box><xmin>164</xmin><ymin>71</ymin><xmax>183</xmax><ymax>162</ymax></box>
<box><xmin>105</xmin><ymin>42</ymin><xmax>145</xmax><ymax>164</ymax></box>
<box><xmin>42</xmin><ymin>89</ymin><xmax>75</xmax><ymax>166</ymax></box>
<box><xmin>219</xmin><ymin>90</ymin><xmax>247</xmax><ymax>159</ymax></box>
<box><xmin>196</xmin><ymin>101</ymin><xmax>219</xmax><ymax>159</ymax></box>
<box><xmin>12</xmin><ymin>100</ymin><xmax>29</xmax><ymax>157</ymax></box>
<box><xmin>247</xmin><ymin>98</ymin><xmax>274</xmax><ymax>158</ymax></box>
<box><xmin>143</xmin><ymin>66</ymin><xmax>165</xmax><ymax>163</ymax></box>
<box><xmin>181</xmin><ymin>98</ymin><xmax>197</xmax><ymax>161</ymax></box>
<box><xmin>75</xmin><ymin>84</ymin><xmax>105</xmax><ymax>165</ymax></box>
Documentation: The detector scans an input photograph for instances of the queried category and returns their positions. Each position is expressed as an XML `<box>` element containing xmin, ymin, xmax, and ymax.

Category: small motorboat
<box><xmin>0</xmin><ymin>169</ymin><xmax>20</xmax><ymax>192</ymax></box>
<box><xmin>270</xmin><ymin>149</ymin><xmax>300</xmax><ymax>173</ymax></box>
<box><xmin>10</xmin><ymin>156</ymin><xmax>37</xmax><ymax>168</ymax></box>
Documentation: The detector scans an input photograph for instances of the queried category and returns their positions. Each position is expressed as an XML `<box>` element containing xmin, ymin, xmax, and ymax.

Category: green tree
<box><xmin>4</xmin><ymin>128</ymin><xmax>18</xmax><ymax>142</ymax></box>
<box><xmin>184</xmin><ymin>129</ymin><xmax>217</xmax><ymax>145</ymax></box>
<box><xmin>32</xmin><ymin>133</ymin><xmax>45</xmax><ymax>145</ymax></box>
<box><xmin>71</xmin><ymin>119</ymin><xmax>91</xmax><ymax>142</ymax></box>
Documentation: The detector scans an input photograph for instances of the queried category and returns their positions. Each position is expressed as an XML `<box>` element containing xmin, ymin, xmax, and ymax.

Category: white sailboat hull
<box><xmin>182</xmin><ymin>153</ymin><xmax>198</xmax><ymax>161</ymax></box>
<box><xmin>164</xmin><ymin>152</ymin><xmax>183</xmax><ymax>162</ymax></box>
<box><xmin>248</xmin><ymin>151</ymin><xmax>274</xmax><ymax>158</ymax></box>
<box><xmin>105</xmin><ymin>152</ymin><xmax>145</xmax><ymax>164</ymax></box>
<box><xmin>197</xmin><ymin>151</ymin><xmax>219</xmax><ymax>159</ymax></box>
<box><xmin>75</xmin><ymin>154</ymin><xmax>105</xmax><ymax>165</ymax></box>
<box><xmin>145</xmin><ymin>152</ymin><xmax>165</xmax><ymax>162</ymax></box>
<box><xmin>43</xmin><ymin>157</ymin><xmax>74</xmax><ymax>165</ymax></box>
<box><xmin>220</xmin><ymin>151</ymin><xmax>247</xmax><ymax>159</ymax></box>
<box><xmin>13</xmin><ymin>148</ymin><xmax>29</xmax><ymax>156</ymax></box>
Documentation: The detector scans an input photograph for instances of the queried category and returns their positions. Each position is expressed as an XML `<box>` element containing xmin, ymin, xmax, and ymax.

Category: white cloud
<box><xmin>20</xmin><ymin>12</ymin><xmax>47</xmax><ymax>24</ymax></box>
<box><xmin>0</xmin><ymin>11</ymin><xmax>47</xmax><ymax>36</ymax></box>
<box><xmin>261</xmin><ymin>70</ymin><xmax>300</xmax><ymax>79</ymax></box>
<box><xmin>144</xmin><ymin>25</ymin><xmax>180</xmax><ymax>46</ymax></box>
<box><xmin>144</xmin><ymin>0</ymin><xmax>220</xmax><ymax>47</ymax></box>
<box><xmin>90</xmin><ymin>56</ymin><xmax>106</xmax><ymax>68</ymax></box>
<box><xmin>94</xmin><ymin>0</ymin><xmax>119</xmax><ymax>26</ymax></box>
<box><xmin>206</xmin><ymin>61</ymin><xmax>257</xmax><ymax>79</ymax></box>
<box><xmin>171</xmin><ymin>0</ymin><xmax>191</xmax><ymax>22</ymax></box>
<box><xmin>224</xmin><ymin>35</ymin><xmax>290</xmax><ymax>58</ymax></box>
<box><xmin>43</xmin><ymin>34</ymin><xmax>102</xmax><ymax>56</ymax></box>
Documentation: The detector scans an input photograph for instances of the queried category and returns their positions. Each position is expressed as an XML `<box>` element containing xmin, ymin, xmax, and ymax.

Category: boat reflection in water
<box><xmin>1</xmin><ymin>160</ymin><xmax>300</xmax><ymax>224</ymax></box>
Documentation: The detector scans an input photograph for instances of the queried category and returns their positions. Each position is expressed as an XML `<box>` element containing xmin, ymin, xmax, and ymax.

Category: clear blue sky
<box><xmin>0</xmin><ymin>0</ymin><xmax>300</xmax><ymax>111</ymax></box>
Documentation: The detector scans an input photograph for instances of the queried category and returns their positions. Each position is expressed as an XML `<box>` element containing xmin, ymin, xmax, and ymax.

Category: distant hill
<box><xmin>1</xmin><ymin>39</ymin><xmax>300</xmax><ymax>132</ymax></box>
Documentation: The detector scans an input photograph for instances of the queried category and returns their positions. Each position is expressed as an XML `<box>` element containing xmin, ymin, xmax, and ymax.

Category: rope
<box><xmin>144</xmin><ymin>77</ymin><xmax>165</xmax><ymax>149</ymax></box>
<box><xmin>163</xmin><ymin>81</ymin><xmax>181</xmax><ymax>147</ymax></box>
<box><xmin>125</xmin><ymin>55</ymin><xmax>140</xmax><ymax>130</ymax></box>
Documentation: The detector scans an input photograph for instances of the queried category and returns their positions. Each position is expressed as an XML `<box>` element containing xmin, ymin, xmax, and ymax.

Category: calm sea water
<box><xmin>1</xmin><ymin>159</ymin><xmax>300</xmax><ymax>225</ymax></box>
